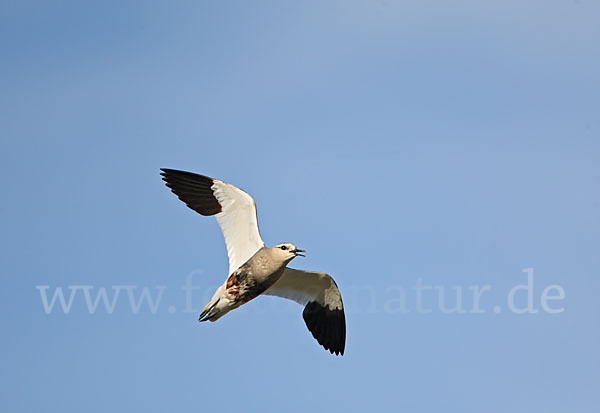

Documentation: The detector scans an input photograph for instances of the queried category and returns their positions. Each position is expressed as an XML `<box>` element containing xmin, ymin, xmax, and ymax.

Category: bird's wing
<box><xmin>160</xmin><ymin>168</ymin><xmax>264</xmax><ymax>275</ymax></box>
<box><xmin>264</xmin><ymin>268</ymin><xmax>346</xmax><ymax>355</ymax></box>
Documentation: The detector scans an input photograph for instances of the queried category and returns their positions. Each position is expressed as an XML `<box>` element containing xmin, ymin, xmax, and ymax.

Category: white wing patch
<box><xmin>212</xmin><ymin>179</ymin><xmax>264</xmax><ymax>274</ymax></box>
<box><xmin>264</xmin><ymin>268</ymin><xmax>344</xmax><ymax>310</ymax></box>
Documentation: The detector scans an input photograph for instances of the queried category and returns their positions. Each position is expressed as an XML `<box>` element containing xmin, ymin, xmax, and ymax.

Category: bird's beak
<box><xmin>292</xmin><ymin>248</ymin><xmax>306</xmax><ymax>257</ymax></box>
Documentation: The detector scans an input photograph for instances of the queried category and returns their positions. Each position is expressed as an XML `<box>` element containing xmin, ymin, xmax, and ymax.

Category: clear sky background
<box><xmin>1</xmin><ymin>1</ymin><xmax>599</xmax><ymax>412</ymax></box>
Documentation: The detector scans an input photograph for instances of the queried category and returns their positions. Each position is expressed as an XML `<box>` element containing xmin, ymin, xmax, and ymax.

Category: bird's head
<box><xmin>272</xmin><ymin>243</ymin><xmax>305</xmax><ymax>262</ymax></box>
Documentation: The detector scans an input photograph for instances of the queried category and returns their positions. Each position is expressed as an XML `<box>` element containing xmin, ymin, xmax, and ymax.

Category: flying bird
<box><xmin>160</xmin><ymin>168</ymin><xmax>346</xmax><ymax>355</ymax></box>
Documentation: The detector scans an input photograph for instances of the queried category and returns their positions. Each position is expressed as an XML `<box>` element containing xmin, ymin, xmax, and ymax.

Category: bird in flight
<box><xmin>160</xmin><ymin>168</ymin><xmax>346</xmax><ymax>355</ymax></box>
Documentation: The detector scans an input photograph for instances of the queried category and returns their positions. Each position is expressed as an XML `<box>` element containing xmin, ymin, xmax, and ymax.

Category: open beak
<box><xmin>292</xmin><ymin>248</ymin><xmax>306</xmax><ymax>257</ymax></box>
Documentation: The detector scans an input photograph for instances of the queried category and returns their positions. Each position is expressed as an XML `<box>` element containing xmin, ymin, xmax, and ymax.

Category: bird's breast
<box><xmin>226</xmin><ymin>266</ymin><xmax>286</xmax><ymax>305</ymax></box>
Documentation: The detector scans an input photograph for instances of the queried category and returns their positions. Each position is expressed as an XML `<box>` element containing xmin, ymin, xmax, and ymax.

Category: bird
<box><xmin>160</xmin><ymin>168</ymin><xmax>346</xmax><ymax>355</ymax></box>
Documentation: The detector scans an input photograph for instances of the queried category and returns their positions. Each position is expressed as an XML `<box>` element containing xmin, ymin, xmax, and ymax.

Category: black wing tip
<box><xmin>159</xmin><ymin>168</ymin><xmax>214</xmax><ymax>180</ymax></box>
<box><xmin>159</xmin><ymin>167</ymin><xmax>181</xmax><ymax>178</ymax></box>
<box><xmin>303</xmin><ymin>301</ymin><xmax>346</xmax><ymax>356</ymax></box>
<box><xmin>159</xmin><ymin>168</ymin><xmax>222</xmax><ymax>216</ymax></box>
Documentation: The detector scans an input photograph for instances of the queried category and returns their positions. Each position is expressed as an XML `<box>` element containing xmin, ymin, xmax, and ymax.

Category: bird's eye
<box><xmin>280</xmin><ymin>245</ymin><xmax>287</xmax><ymax>251</ymax></box>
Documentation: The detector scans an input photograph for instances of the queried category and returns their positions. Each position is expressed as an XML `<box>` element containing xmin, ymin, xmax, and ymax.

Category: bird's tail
<box><xmin>198</xmin><ymin>298</ymin><xmax>220</xmax><ymax>321</ymax></box>
<box><xmin>198</xmin><ymin>285</ymin><xmax>234</xmax><ymax>322</ymax></box>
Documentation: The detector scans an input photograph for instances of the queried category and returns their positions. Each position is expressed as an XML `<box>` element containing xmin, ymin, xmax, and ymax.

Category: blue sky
<box><xmin>1</xmin><ymin>1</ymin><xmax>599</xmax><ymax>411</ymax></box>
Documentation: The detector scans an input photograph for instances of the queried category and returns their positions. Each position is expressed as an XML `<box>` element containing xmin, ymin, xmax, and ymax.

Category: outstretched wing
<box><xmin>160</xmin><ymin>168</ymin><xmax>265</xmax><ymax>275</ymax></box>
<box><xmin>264</xmin><ymin>268</ymin><xmax>346</xmax><ymax>356</ymax></box>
